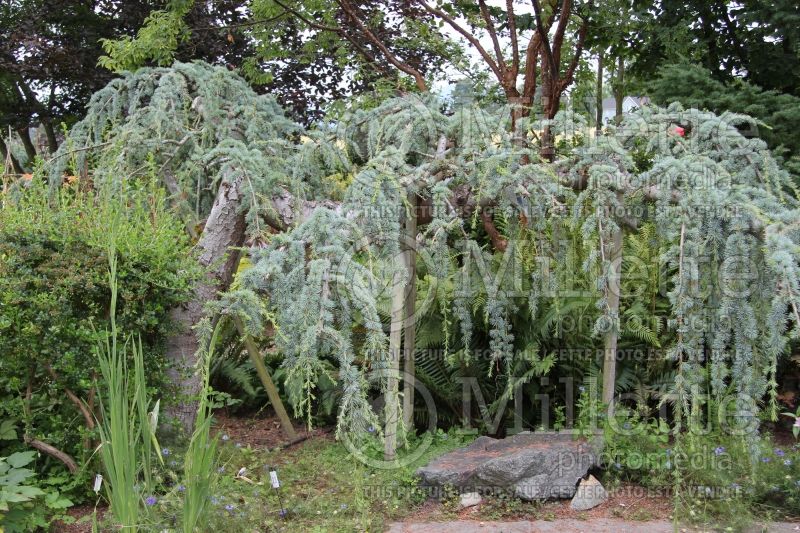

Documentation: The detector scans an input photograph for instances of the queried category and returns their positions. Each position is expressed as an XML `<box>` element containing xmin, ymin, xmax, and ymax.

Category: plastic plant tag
<box><xmin>93</xmin><ymin>473</ymin><xmax>103</xmax><ymax>493</ymax></box>
<box><xmin>269</xmin><ymin>470</ymin><xmax>280</xmax><ymax>489</ymax></box>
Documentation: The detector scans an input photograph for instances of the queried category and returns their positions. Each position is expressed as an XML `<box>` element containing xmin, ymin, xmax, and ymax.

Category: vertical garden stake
<box><xmin>267</xmin><ymin>464</ymin><xmax>286</xmax><ymax>519</ymax></box>
<box><xmin>232</xmin><ymin>316</ymin><xmax>298</xmax><ymax>442</ymax></box>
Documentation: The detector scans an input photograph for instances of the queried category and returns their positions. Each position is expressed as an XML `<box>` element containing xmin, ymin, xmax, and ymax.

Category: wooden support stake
<box><xmin>602</xmin><ymin>227</ymin><xmax>623</xmax><ymax>417</ymax></box>
<box><xmin>232</xmin><ymin>316</ymin><xmax>298</xmax><ymax>442</ymax></box>
<box><xmin>402</xmin><ymin>193</ymin><xmax>417</xmax><ymax>429</ymax></box>
<box><xmin>384</xmin><ymin>264</ymin><xmax>406</xmax><ymax>462</ymax></box>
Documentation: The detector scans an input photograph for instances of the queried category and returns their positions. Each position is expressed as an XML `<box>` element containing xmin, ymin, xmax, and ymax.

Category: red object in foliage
<box><xmin>674</xmin><ymin>126</ymin><xmax>686</xmax><ymax>137</ymax></box>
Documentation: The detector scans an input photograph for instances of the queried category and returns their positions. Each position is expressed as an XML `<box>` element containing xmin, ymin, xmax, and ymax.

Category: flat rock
<box><xmin>417</xmin><ymin>432</ymin><xmax>600</xmax><ymax>501</ymax></box>
<box><xmin>459</xmin><ymin>492</ymin><xmax>482</xmax><ymax>508</ymax></box>
<box><xmin>569</xmin><ymin>474</ymin><xmax>608</xmax><ymax>510</ymax></box>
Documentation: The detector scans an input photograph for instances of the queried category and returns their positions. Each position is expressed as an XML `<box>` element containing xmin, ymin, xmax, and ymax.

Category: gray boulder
<box><xmin>570</xmin><ymin>474</ymin><xmax>608</xmax><ymax>510</ymax></box>
<box><xmin>458</xmin><ymin>492</ymin><xmax>482</xmax><ymax>508</ymax></box>
<box><xmin>417</xmin><ymin>432</ymin><xmax>600</xmax><ymax>501</ymax></box>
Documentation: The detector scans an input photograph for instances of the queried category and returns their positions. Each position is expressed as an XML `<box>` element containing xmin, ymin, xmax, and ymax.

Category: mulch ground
<box><xmin>210</xmin><ymin>408</ymin><xmax>327</xmax><ymax>449</ymax></box>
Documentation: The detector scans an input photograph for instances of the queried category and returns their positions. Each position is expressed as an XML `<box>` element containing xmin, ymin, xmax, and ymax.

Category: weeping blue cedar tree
<box><xmin>46</xmin><ymin>63</ymin><xmax>800</xmax><ymax>457</ymax></box>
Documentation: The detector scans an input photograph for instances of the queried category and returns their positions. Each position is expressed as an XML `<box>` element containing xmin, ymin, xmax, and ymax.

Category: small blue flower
<box><xmin>714</xmin><ymin>446</ymin><xmax>725</xmax><ymax>456</ymax></box>
<box><xmin>161</xmin><ymin>447</ymin><xmax>170</xmax><ymax>456</ymax></box>
<box><xmin>210</xmin><ymin>496</ymin><xmax>219</xmax><ymax>505</ymax></box>
<box><xmin>762</xmin><ymin>457</ymin><xmax>771</xmax><ymax>463</ymax></box>
<box><xmin>225</xmin><ymin>504</ymin><xmax>235</xmax><ymax>512</ymax></box>
<box><xmin>169</xmin><ymin>460</ymin><xmax>178</xmax><ymax>467</ymax></box>
<box><xmin>623</xmin><ymin>422</ymin><xmax>631</xmax><ymax>430</ymax></box>
<box><xmin>222</xmin><ymin>434</ymin><xmax>230</xmax><ymax>441</ymax></box>
<box><xmin>178</xmin><ymin>484</ymin><xmax>186</xmax><ymax>493</ymax></box>
<box><xmin>784</xmin><ymin>459</ymin><xmax>793</xmax><ymax>466</ymax></box>
<box><xmin>775</xmin><ymin>448</ymin><xmax>785</xmax><ymax>457</ymax></box>
<box><xmin>279</xmin><ymin>508</ymin><xmax>288</xmax><ymax>518</ymax></box>
<box><xmin>340</xmin><ymin>503</ymin><xmax>348</xmax><ymax>510</ymax></box>
<box><xmin>145</xmin><ymin>496</ymin><xmax>157</xmax><ymax>506</ymax></box>
<box><xmin>367</xmin><ymin>426</ymin><xmax>375</xmax><ymax>433</ymax></box>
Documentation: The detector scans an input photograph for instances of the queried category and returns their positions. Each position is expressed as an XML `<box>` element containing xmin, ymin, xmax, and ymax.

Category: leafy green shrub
<box><xmin>0</xmin><ymin>451</ymin><xmax>72</xmax><ymax>533</ymax></box>
<box><xmin>0</xmin><ymin>178</ymin><xmax>197</xmax><ymax>501</ymax></box>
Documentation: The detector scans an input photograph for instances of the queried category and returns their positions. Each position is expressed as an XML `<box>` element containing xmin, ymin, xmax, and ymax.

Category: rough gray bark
<box><xmin>165</xmin><ymin>171</ymin><xmax>247</xmax><ymax>434</ymax></box>
<box><xmin>602</xmin><ymin>226</ymin><xmax>623</xmax><ymax>416</ymax></box>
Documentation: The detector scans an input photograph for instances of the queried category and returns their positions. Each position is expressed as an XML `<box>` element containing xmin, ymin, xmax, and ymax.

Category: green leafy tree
<box><xmin>628</xmin><ymin>0</ymin><xmax>800</xmax><ymax>95</ymax></box>
<box><xmin>646</xmin><ymin>62</ymin><xmax>800</xmax><ymax>176</ymax></box>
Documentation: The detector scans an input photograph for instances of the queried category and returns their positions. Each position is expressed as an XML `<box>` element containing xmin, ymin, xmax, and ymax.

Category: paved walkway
<box><xmin>386</xmin><ymin>519</ymin><xmax>800</xmax><ymax>532</ymax></box>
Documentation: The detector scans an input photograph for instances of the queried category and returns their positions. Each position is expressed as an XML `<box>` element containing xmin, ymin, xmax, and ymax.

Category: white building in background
<box><xmin>601</xmin><ymin>96</ymin><xmax>650</xmax><ymax>124</ymax></box>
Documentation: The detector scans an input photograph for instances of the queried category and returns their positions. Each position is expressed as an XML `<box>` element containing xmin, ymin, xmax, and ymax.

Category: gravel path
<box><xmin>386</xmin><ymin>519</ymin><xmax>800</xmax><ymax>533</ymax></box>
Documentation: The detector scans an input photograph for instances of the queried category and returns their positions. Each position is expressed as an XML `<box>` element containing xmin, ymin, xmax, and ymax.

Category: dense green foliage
<box><xmin>0</xmin><ymin>0</ymin><xmax>258</xmax><ymax>171</ymax></box>
<box><xmin>646</xmin><ymin>63</ymin><xmax>800</xmax><ymax>175</ymax></box>
<box><xmin>628</xmin><ymin>0</ymin><xmax>800</xmax><ymax>96</ymax></box>
<box><xmin>224</xmin><ymin>93</ymin><xmax>799</xmax><ymax>449</ymax></box>
<box><xmin>47</xmin><ymin>61</ymin><xmax>298</xmax><ymax>236</ymax></box>
<box><xmin>0</xmin><ymin>179</ymin><xmax>196</xmax><ymax>501</ymax></box>
<box><xmin>0</xmin><ymin>450</ymin><xmax>72</xmax><ymax>533</ymax></box>
<box><xmin>604</xmin><ymin>409</ymin><xmax>800</xmax><ymax>525</ymax></box>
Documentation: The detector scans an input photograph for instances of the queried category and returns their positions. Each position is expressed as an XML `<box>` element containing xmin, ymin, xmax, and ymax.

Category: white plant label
<box><xmin>269</xmin><ymin>470</ymin><xmax>280</xmax><ymax>489</ymax></box>
<box><xmin>93</xmin><ymin>474</ymin><xmax>103</xmax><ymax>493</ymax></box>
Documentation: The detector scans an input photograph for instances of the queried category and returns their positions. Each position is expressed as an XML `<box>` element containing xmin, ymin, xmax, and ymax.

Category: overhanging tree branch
<box><xmin>336</xmin><ymin>0</ymin><xmax>428</xmax><ymax>91</ymax></box>
<box><xmin>478</xmin><ymin>0</ymin><xmax>507</xmax><ymax>78</ymax></box>
<box><xmin>418</xmin><ymin>0</ymin><xmax>503</xmax><ymax>83</ymax></box>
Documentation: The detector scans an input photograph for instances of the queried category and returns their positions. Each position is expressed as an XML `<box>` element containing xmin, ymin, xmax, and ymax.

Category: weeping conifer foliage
<box><xmin>47</xmin><ymin>61</ymin><xmax>299</xmax><ymax>240</ymax></box>
<box><xmin>45</xmin><ymin>63</ymin><xmax>800</xmax><ymax>445</ymax></box>
<box><xmin>233</xmin><ymin>96</ymin><xmax>800</xmax><ymax>441</ymax></box>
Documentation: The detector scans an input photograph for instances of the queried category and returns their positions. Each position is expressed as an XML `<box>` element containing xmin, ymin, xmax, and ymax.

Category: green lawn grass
<box><xmin>154</xmin><ymin>430</ymin><xmax>474</xmax><ymax>532</ymax></box>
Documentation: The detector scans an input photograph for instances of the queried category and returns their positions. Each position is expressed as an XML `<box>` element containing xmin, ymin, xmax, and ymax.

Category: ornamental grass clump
<box><xmin>180</xmin><ymin>317</ymin><xmax>220</xmax><ymax>533</ymax></box>
<box><xmin>95</xmin><ymin>241</ymin><xmax>162</xmax><ymax>529</ymax></box>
